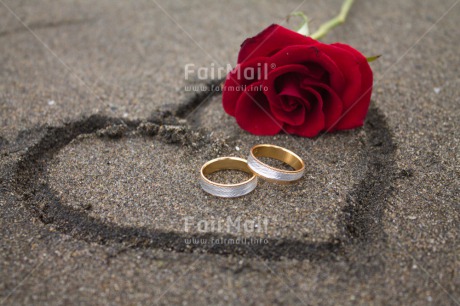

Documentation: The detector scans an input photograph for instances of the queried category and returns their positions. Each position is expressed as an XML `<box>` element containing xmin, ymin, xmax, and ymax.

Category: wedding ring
<box><xmin>200</xmin><ymin>157</ymin><xmax>257</xmax><ymax>198</ymax></box>
<box><xmin>248</xmin><ymin>144</ymin><xmax>305</xmax><ymax>183</ymax></box>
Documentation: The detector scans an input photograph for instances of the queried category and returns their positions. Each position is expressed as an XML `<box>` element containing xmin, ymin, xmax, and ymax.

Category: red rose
<box><xmin>222</xmin><ymin>24</ymin><xmax>373</xmax><ymax>137</ymax></box>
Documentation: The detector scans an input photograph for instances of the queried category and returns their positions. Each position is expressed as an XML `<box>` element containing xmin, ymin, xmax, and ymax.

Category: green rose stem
<box><xmin>291</xmin><ymin>0</ymin><xmax>379</xmax><ymax>62</ymax></box>
<box><xmin>309</xmin><ymin>0</ymin><xmax>354</xmax><ymax>40</ymax></box>
<box><xmin>290</xmin><ymin>0</ymin><xmax>354</xmax><ymax>39</ymax></box>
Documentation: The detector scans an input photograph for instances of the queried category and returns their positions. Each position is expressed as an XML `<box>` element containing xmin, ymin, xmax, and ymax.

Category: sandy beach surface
<box><xmin>1</xmin><ymin>0</ymin><xmax>459</xmax><ymax>305</ymax></box>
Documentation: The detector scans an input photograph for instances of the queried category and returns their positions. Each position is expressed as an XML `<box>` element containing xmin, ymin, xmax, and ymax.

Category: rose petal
<box><xmin>238</xmin><ymin>24</ymin><xmax>315</xmax><ymax>63</ymax></box>
<box><xmin>285</xmin><ymin>88</ymin><xmax>325</xmax><ymax>137</ymax></box>
<box><xmin>272</xmin><ymin>78</ymin><xmax>309</xmax><ymax>126</ymax></box>
<box><xmin>223</xmin><ymin>57</ymin><xmax>269</xmax><ymax>116</ymax></box>
<box><xmin>281</xmin><ymin>95</ymin><xmax>309</xmax><ymax>112</ymax></box>
<box><xmin>263</xmin><ymin>64</ymin><xmax>331</xmax><ymax>129</ymax></box>
<box><xmin>268</xmin><ymin>45</ymin><xmax>347</xmax><ymax>94</ymax></box>
<box><xmin>301</xmin><ymin>80</ymin><xmax>343</xmax><ymax>131</ymax></box>
<box><xmin>264</xmin><ymin>64</ymin><xmax>326</xmax><ymax>103</ymax></box>
<box><xmin>273</xmin><ymin>97</ymin><xmax>306</xmax><ymax>126</ymax></box>
<box><xmin>315</xmin><ymin>44</ymin><xmax>365</xmax><ymax>130</ymax></box>
<box><xmin>234</xmin><ymin>82</ymin><xmax>282</xmax><ymax>135</ymax></box>
<box><xmin>330</xmin><ymin>43</ymin><xmax>373</xmax><ymax>130</ymax></box>
<box><xmin>265</xmin><ymin>69</ymin><xmax>325</xmax><ymax>136</ymax></box>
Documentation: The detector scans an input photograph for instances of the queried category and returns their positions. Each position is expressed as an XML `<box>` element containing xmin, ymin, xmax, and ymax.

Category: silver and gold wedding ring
<box><xmin>200</xmin><ymin>157</ymin><xmax>258</xmax><ymax>198</ymax></box>
<box><xmin>248</xmin><ymin>144</ymin><xmax>305</xmax><ymax>183</ymax></box>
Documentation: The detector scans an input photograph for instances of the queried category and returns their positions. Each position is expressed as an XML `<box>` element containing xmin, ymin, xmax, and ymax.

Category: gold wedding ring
<box><xmin>200</xmin><ymin>157</ymin><xmax>258</xmax><ymax>197</ymax></box>
<box><xmin>247</xmin><ymin>144</ymin><xmax>305</xmax><ymax>183</ymax></box>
